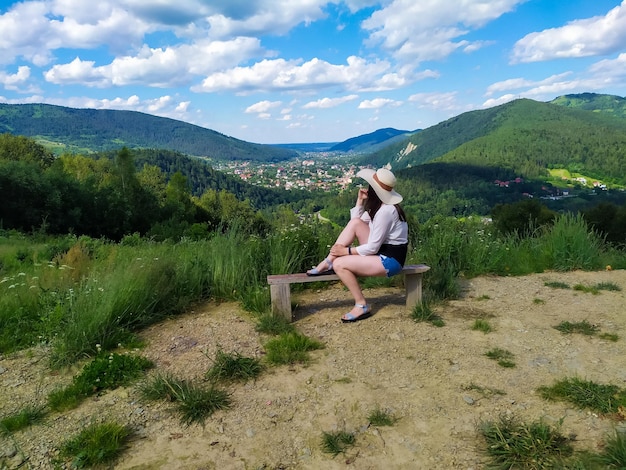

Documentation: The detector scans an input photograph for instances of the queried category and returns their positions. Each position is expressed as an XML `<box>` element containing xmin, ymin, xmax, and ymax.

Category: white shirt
<box><xmin>350</xmin><ymin>203</ymin><xmax>408</xmax><ymax>256</ymax></box>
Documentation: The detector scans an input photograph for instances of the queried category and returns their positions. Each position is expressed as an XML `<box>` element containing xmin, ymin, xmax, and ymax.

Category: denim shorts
<box><xmin>380</xmin><ymin>254</ymin><xmax>402</xmax><ymax>277</ymax></box>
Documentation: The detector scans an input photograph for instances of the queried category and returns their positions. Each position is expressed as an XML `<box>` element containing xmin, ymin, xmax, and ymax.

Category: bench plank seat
<box><xmin>267</xmin><ymin>264</ymin><xmax>430</xmax><ymax>321</ymax></box>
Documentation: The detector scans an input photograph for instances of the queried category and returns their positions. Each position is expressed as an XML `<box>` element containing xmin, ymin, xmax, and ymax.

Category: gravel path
<box><xmin>2</xmin><ymin>269</ymin><xmax>626</xmax><ymax>469</ymax></box>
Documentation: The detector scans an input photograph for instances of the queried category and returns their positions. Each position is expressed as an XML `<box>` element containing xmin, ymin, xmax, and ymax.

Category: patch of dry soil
<box><xmin>2</xmin><ymin>270</ymin><xmax>626</xmax><ymax>469</ymax></box>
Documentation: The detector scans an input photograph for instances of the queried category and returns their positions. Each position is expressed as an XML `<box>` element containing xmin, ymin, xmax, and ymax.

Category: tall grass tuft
<box><xmin>538</xmin><ymin>377</ymin><xmax>626</xmax><ymax>414</ymax></box>
<box><xmin>139</xmin><ymin>373</ymin><xmax>231</xmax><ymax>426</ymax></box>
<box><xmin>540</xmin><ymin>213</ymin><xmax>605</xmax><ymax>271</ymax></box>
<box><xmin>60</xmin><ymin>421</ymin><xmax>131</xmax><ymax>468</ymax></box>
<box><xmin>0</xmin><ymin>405</ymin><xmax>47</xmax><ymax>435</ymax></box>
<box><xmin>264</xmin><ymin>332</ymin><xmax>324</xmax><ymax>365</ymax></box>
<box><xmin>479</xmin><ymin>415</ymin><xmax>573</xmax><ymax>469</ymax></box>
<box><xmin>598</xmin><ymin>428</ymin><xmax>626</xmax><ymax>468</ymax></box>
<box><xmin>205</xmin><ymin>348</ymin><xmax>263</xmax><ymax>383</ymax></box>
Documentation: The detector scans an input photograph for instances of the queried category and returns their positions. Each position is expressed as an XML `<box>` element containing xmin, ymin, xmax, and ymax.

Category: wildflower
<box><xmin>17</xmin><ymin>272</ymin><xmax>26</xmax><ymax>277</ymax></box>
<box><xmin>8</xmin><ymin>284</ymin><xmax>16</xmax><ymax>289</ymax></box>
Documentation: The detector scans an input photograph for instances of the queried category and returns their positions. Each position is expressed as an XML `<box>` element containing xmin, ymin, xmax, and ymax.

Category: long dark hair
<box><xmin>365</xmin><ymin>186</ymin><xmax>406</xmax><ymax>222</ymax></box>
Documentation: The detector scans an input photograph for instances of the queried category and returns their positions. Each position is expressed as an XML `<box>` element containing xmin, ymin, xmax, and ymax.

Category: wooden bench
<box><xmin>267</xmin><ymin>264</ymin><xmax>430</xmax><ymax>321</ymax></box>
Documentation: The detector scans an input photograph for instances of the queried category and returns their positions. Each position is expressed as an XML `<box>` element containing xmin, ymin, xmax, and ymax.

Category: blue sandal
<box><xmin>307</xmin><ymin>257</ymin><xmax>334</xmax><ymax>276</ymax></box>
<box><xmin>341</xmin><ymin>304</ymin><xmax>372</xmax><ymax>322</ymax></box>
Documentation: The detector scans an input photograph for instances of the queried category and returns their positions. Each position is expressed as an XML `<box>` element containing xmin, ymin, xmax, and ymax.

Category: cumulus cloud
<box><xmin>0</xmin><ymin>66</ymin><xmax>32</xmax><ymax>91</ymax></box>
<box><xmin>204</xmin><ymin>0</ymin><xmax>329</xmax><ymax>39</ymax></box>
<box><xmin>194</xmin><ymin>56</ymin><xmax>391</xmax><ymax>93</ymax></box>
<box><xmin>302</xmin><ymin>95</ymin><xmax>359</xmax><ymax>109</ymax></box>
<box><xmin>362</xmin><ymin>0</ymin><xmax>523</xmax><ymax>64</ymax></box>
<box><xmin>245</xmin><ymin>100</ymin><xmax>282</xmax><ymax>114</ymax></box>
<box><xmin>358</xmin><ymin>98</ymin><xmax>402</xmax><ymax>109</ymax></box>
<box><xmin>511</xmin><ymin>1</ymin><xmax>626</xmax><ymax>63</ymax></box>
<box><xmin>44</xmin><ymin>38</ymin><xmax>263</xmax><ymax>88</ymax></box>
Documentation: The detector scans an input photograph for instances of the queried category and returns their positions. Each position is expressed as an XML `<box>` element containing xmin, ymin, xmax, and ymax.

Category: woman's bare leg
<box><xmin>309</xmin><ymin>218</ymin><xmax>369</xmax><ymax>272</ymax></box>
<box><xmin>333</xmin><ymin>254</ymin><xmax>386</xmax><ymax>319</ymax></box>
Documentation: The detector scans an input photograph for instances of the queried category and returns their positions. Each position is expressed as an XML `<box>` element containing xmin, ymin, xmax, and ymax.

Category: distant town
<box><xmin>211</xmin><ymin>155</ymin><xmax>361</xmax><ymax>192</ymax></box>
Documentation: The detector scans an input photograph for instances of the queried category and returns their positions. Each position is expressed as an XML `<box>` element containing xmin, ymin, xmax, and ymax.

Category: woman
<box><xmin>307</xmin><ymin>167</ymin><xmax>409</xmax><ymax>322</ymax></box>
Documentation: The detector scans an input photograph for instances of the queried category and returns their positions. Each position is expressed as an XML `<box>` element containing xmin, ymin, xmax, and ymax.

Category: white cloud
<box><xmin>0</xmin><ymin>66</ymin><xmax>32</xmax><ymax>91</ymax></box>
<box><xmin>194</xmin><ymin>56</ymin><xmax>391</xmax><ymax>93</ymax></box>
<box><xmin>45</xmin><ymin>57</ymin><xmax>111</xmax><ymax>87</ymax></box>
<box><xmin>0</xmin><ymin>2</ymin><xmax>55</xmax><ymax>66</ymax></box>
<box><xmin>302</xmin><ymin>95</ymin><xmax>358</xmax><ymax>109</ymax></box>
<box><xmin>484</xmin><ymin>53</ymin><xmax>626</xmax><ymax>106</ymax></box>
<box><xmin>44</xmin><ymin>38</ymin><xmax>264</xmax><ymax>88</ymax></box>
<box><xmin>511</xmin><ymin>1</ymin><xmax>626</xmax><ymax>63</ymax></box>
<box><xmin>485</xmin><ymin>72</ymin><xmax>572</xmax><ymax>96</ymax></box>
<box><xmin>204</xmin><ymin>0</ymin><xmax>329</xmax><ymax>39</ymax></box>
<box><xmin>245</xmin><ymin>100</ymin><xmax>282</xmax><ymax>114</ymax></box>
<box><xmin>588</xmin><ymin>52</ymin><xmax>626</xmax><ymax>85</ymax></box>
<box><xmin>482</xmin><ymin>94</ymin><xmax>517</xmax><ymax>108</ymax></box>
<box><xmin>358</xmin><ymin>98</ymin><xmax>402</xmax><ymax>109</ymax></box>
<box><xmin>408</xmin><ymin>91</ymin><xmax>459</xmax><ymax>111</ymax></box>
<box><xmin>362</xmin><ymin>0</ymin><xmax>523</xmax><ymax>64</ymax></box>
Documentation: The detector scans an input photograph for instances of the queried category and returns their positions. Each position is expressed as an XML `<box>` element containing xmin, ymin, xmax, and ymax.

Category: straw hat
<box><xmin>356</xmin><ymin>168</ymin><xmax>403</xmax><ymax>204</ymax></box>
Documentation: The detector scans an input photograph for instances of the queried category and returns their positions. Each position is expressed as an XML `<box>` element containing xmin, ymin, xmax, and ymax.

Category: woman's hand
<box><xmin>330</xmin><ymin>243</ymin><xmax>350</xmax><ymax>257</ymax></box>
<box><xmin>356</xmin><ymin>187</ymin><xmax>368</xmax><ymax>206</ymax></box>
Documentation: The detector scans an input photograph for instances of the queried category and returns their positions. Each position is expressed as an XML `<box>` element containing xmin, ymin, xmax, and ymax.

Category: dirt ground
<box><xmin>1</xmin><ymin>269</ymin><xmax>626</xmax><ymax>469</ymax></box>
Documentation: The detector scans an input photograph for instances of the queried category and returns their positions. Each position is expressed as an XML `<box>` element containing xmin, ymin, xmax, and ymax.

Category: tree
<box><xmin>0</xmin><ymin>133</ymin><xmax>55</xmax><ymax>168</ymax></box>
<box><xmin>491</xmin><ymin>199</ymin><xmax>556</xmax><ymax>236</ymax></box>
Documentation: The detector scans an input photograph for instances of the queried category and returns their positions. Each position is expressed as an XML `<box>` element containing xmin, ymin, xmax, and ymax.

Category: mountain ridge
<box><xmin>0</xmin><ymin>103</ymin><xmax>298</xmax><ymax>162</ymax></box>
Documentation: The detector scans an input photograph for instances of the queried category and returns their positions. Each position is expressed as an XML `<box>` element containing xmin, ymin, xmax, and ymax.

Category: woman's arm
<box><xmin>354</xmin><ymin>205</ymin><xmax>395</xmax><ymax>255</ymax></box>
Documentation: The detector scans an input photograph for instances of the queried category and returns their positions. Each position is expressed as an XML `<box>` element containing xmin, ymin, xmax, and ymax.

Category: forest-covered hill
<box><xmin>551</xmin><ymin>92</ymin><xmax>626</xmax><ymax>118</ymax></box>
<box><xmin>0</xmin><ymin>103</ymin><xmax>298</xmax><ymax>163</ymax></box>
<box><xmin>362</xmin><ymin>95</ymin><xmax>626</xmax><ymax>185</ymax></box>
<box><xmin>329</xmin><ymin>127</ymin><xmax>416</xmax><ymax>153</ymax></box>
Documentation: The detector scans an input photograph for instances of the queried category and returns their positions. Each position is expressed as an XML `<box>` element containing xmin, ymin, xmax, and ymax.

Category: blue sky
<box><xmin>1</xmin><ymin>1</ymin><xmax>626</xmax><ymax>145</ymax></box>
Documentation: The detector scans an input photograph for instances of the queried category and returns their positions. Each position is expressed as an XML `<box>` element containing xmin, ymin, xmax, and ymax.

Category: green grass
<box><xmin>0</xmin><ymin>405</ymin><xmax>46</xmax><ymax>435</ymax></box>
<box><xmin>538</xmin><ymin>377</ymin><xmax>626</xmax><ymax>414</ymax></box>
<box><xmin>410</xmin><ymin>302</ymin><xmax>445</xmax><ymax>327</ymax></box>
<box><xmin>595</xmin><ymin>281</ymin><xmax>622</xmax><ymax>292</ymax></box>
<box><xmin>367</xmin><ymin>407</ymin><xmax>399</xmax><ymax>427</ymax></box>
<box><xmin>176</xmin><ymin>382</ymin><xmax>231</xmax><ymax>427</ymax></box>
<box><xmin>599</xmin><ymin>332</ymin><xmax>620</xmax><ymax>342</ymax></box>
<box><xmin>48</xmin><ymin>353</ymin><xmax>153</xmax><ymax>411</ymax></box>
<box><xmin>598</xmin><ymin>428</ymin><xmax>626</xmax><ymax>468</ymax></box>
<box><xmin>553</xmin><ymin>320</ymin><xmax>599</xmax><ymax>336</ymax></box>
<box><xmin>479</xmin><ymin>415</ymin><xmax>574</xmax><ymax>469</ymax></box>
<box><xmin>264</xmin><ymin>332</ymin><xmax>324</xmax><ymax>365</ymax></box>
<box><xmin>139</xmin><ymin>373</ymin><xmax>231</xmax><ymax>426</ymax></box>
<box><xmin>544</xmin><ymin>281</ymin><xmax>570</xmax><ymax>289</ymax></box>
<box><xmin>472</xmin><ymin>318</ymin><xmax>492</xmax><ymax>333</ymax></box>
<box><xmin>205</xmin><ymin>348</ymin><xmax>263</xmax><ymax>383</ymax></box>
<box><xmin>571</xmin><ymin>281</ymin><xmax>619</xmax><ymax>295</ymax></box>
<box><xmin>320</xmin><ymin>430</ymin><xmax>356</xmax><ymax>457</ymax></box>
<box><xmin>2</xmin><ymin>211</ymin><xmax>626</xmax><ymax>366</ymax></box>
<box><xmin>255</xmin><ymin>313</ymin><xmax>297</xmax><ymax>335</ymax></box>
<box><xmin>485</xmin><ymin>348</ymin><xmax>516</xmax><ymax>368</ymax></box>
<box><xmin>573</xmin><ymin>283</ymin><xmax>600</xmax><ymax>294</ymax></box>
<box><xmin>60</xmin><ymin>421</ymin><xmax>131</xmax><ymax>468</ymax></box>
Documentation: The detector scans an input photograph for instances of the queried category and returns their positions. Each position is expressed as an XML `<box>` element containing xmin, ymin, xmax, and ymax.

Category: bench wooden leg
<box><xmin>270</xmin><ymin>284</ymin><xmax>292</xmax><ymax>321</ymax></box>
<box><xmin>404</xmin><ymin>273</ymin><xmax>423</xmax><ymax>312</ymax></box>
